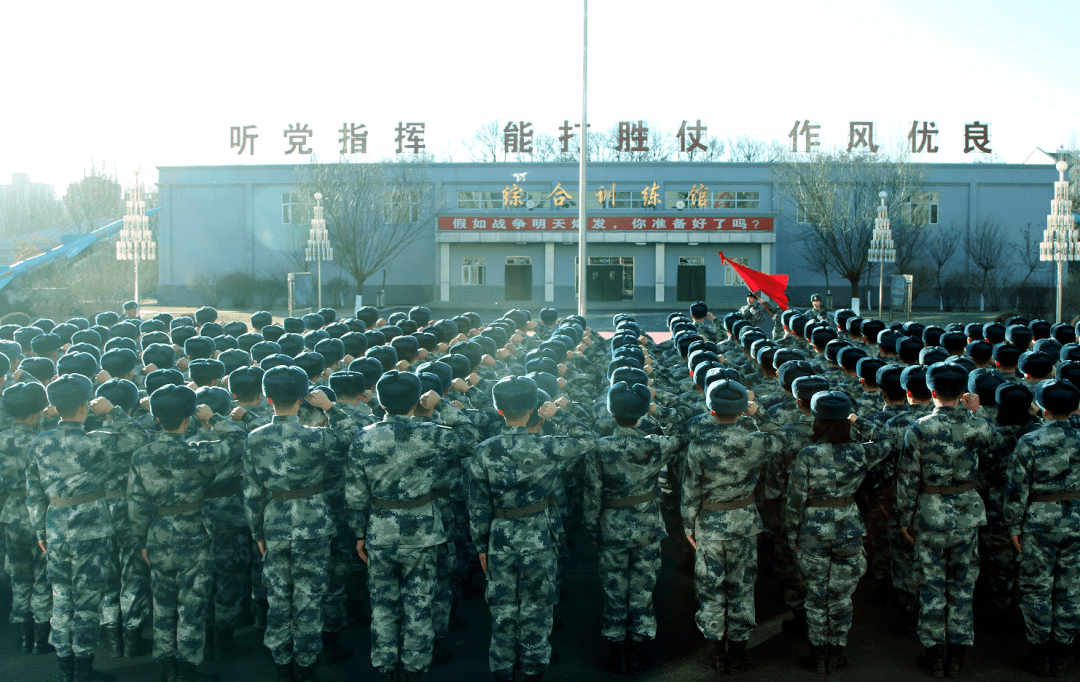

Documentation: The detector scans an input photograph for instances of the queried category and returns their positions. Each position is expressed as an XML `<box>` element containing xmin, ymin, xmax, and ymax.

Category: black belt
<box><xmin>493</xmin><ymin>495</ymin><xmax>554</xmax><ymax>519</ymax></box>
<box><xmin>204</xmin><ymin>483</ymin><xmax>242</xmax><ymax>500</ymax></box>
<box><xmin>604</xmin><ymin>490</ymin><xmax>657</xmax><ymax>508</ymax></box>
<box><xmin>272</xmin><ymin>483</ymin><xmax>324</xmax><ymax>501</ymax></box>
<box><xmin>49</xmin><ymin>491</ymin><xmax>105</xmax><ymax>507</ymax></box>
<box><xmin>1032</xmin><ymin>490</ymin><xmax>1080</xmax><ymax>503</ymax></box>
<box><xmin>157</xmin><ymin>501</ymin><xmax>202</xmax><ymax>516</ymax></box>
<box><xmin>703</xmin><ymin>495</ymin><xmax>755</xmax><ymax>512</ymax></box>
<box><xmin>371</xmin><ymin>488</ymin><xmax>448</xmax><ymax>510</ymax></box>
<box><xmin>807</xmin><ymin>495</ymin><xmax>855</xmax><ymax>508</ymax></box>
<box><xmin>923</xmin><ymin>482</ymin><xmax>975</xmax><ymax>495</ymax></box>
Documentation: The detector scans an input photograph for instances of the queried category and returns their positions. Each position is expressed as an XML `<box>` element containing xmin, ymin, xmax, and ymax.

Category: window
<box><xmin>387</xmin><ymin>190</ymin><xmax>421</xmax><ymax>223</ymax></box>
<box><xmin>462</xmin><ymin>257</ymin><xmax>486</xmax><ymax>285</ymax></box>
<box><xmin>680</xmin><ymin>256</ymin><xmax>704</xmax><ymax>266</ymax></box>
<box><xmin>797</xmin><ymin>201</ymin><xmax>810</xmax><ymax>224</ymax></box>
<box><xmin>282</xmin><ymin>192</ymin><xmax>311</xmax><ymax>224</ymax></box>
<box><xmin>710</xmin><ymin>190</ymin><xmax>760</xmax><ymax>209</ymax></box>
<box><xmin>457</xmin><ymin>190</ymin><xmax>548</xmax><ymax>209</ymax></box>
<box><xmin>506</xmin><ymin>256</ymin><xmax>531</xmax><ymax>265</ymax></box>
<box><xmin>724</xmin><ymin>257</ymin><xmax>749</xmax><ymax>286</ymax></box>
<box><xmin>904</xmin><ymin>192</ymin><xmax>939</xmax><ymax>225</ymax></box>
<box><xmin>664</xmin><ymin>190</ymin><xmax>759</xmax><ymax>209</ymax></box>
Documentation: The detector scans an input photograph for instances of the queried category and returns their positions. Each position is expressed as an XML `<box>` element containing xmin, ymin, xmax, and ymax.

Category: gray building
<box><xmin>155</xmin><ymin>161</ymin><xmax>1061</xmax><ymax>313</ymax></box>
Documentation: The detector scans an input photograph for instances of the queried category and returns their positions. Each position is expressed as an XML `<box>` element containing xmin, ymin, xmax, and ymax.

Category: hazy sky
<box><xmin>3</xmin><ymin>0</ymin><xmax>1078</xmax><ymax>195</ymax></box>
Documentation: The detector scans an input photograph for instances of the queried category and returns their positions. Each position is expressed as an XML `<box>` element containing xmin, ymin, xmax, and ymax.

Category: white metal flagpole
<box><xmin>577</xmin><ymin>0</ymin><xmax>588</xmax><ymax>318</ymax></box>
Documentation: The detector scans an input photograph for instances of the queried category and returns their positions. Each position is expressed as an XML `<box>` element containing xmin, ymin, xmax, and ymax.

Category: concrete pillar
<box><xmin>545</xmin><ymin>242</ymin><xmax>555</xmax><ymax>301</ymax></box>
<box><xmin>760</xmin><ymin>243</ymin><xmax>772</xmax><ymax>274</ymax></box>
<box><xmin>655</xmin><ymin>243</ymin><xmax>665</xmax><ymax>302</ymax></box>
<box><xmin>440</xmin><ymin>243</ymin><xmax>450</xmax><ymax>302</ymax></box>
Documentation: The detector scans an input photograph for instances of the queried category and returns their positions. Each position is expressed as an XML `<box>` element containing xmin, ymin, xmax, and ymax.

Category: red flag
<box><xmin>718</xmin><ymin>251</ymin><xmax>789</xmax><ymax>311</ymax></box>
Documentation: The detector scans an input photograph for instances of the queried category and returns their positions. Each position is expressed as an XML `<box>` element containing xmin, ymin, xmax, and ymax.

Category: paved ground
<box><xmin>0</xmin><ymin>511</ymin><xmax>1058</xmax><ymax>682</ymax></box>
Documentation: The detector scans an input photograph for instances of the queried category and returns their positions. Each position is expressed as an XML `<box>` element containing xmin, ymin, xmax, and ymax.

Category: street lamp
<box><xmin>115</xmin><ymin>167</ymin><xmax>156</xmax><ymax>305</ymax></box>
<box><xmin>1040</xmin><ymin>160</ymin><xmax>1079</xmax><ymax>323</ymax></box>
<box><xmin>867</xmin><ymin>190</ymin><xmax>895</xmax><ymax>319</ymax></box>
<box><xmin>306</xmin><ymin>192</ymin><xmax>332</xmax><ymax>309</ymax></box>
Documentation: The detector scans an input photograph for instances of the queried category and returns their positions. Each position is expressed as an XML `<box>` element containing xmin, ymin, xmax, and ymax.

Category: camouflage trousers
<box><xmin>264</xmin><ymin>537</ymin><xmax>328</xmax><ymax>667</ymax></box>
<box><xmin>598</xmin><ymin>542</ymin><xmax>662</xmax><ymax>641</ymax></box>
<box><xmin>209</xmin><ymin>526</ymin><xmax>249</xmax><ymax>630</ymax></box>
<box><xmin>887</xmin><ymin>516</ymin><xmax>918</xmax><ymax>613</ymax></box>
<box><xmin>981</xmin><ymin>504</ymin><xmax>1018</xmax><ymax>612</ymax></box>
<box><xmin>913</xmin><ymin>528</ymin><xmax>979</xmax><ymax>648</ymax></box>
<box><xmin>432</xmin><ymin>506</ymin><xmax>457</xmax><ymax>640</ymax></box>
<box><xmin>322</xmin><ymin>513</ymin><xmax>354</xmax><ymax>633</ymax></box>
<box><xmin>250</xmin><ymin>538</ymin><xmax>266</xmax><ymax>602</ymax></box>
<box><xmin>798</xmin><ymin>537</ymin><xmax>867</xmax><ymax>647</ymax></box>
<box><xmin>762</xmin><ymin>498</ymin><xmax>804</xmax><ymax>610</ymax></box>
<box><xmin>149</xmin><ymin>540</ymin><xmax>211</xmax><ymax>664</ymax></box>
<box><xmin>864</xmin><ymin>502</ymin><xmax>890</xmax><ymax>581</ymax></box>
<box><xmin>451</xmin><ymin>500</ymin><xmax>470</xmax><ymax>598</ymax></box>
<box><xmin>101</xmin><ymin>528</ymin><xmax>150</xmax><ymax>630</ymax></box>
<box><xmin>368</xmin><ymin>543</ymin><xmax>437</xmax><ymax>674</ymax></box>
<box><xmin>47</xmin><ymin>537</ymin><xmax>108</xmax><ymax>657</ymax></box>
<box><xmin>694</xmin><ymin>535</ymin><xmax>757</xmax><ymax>642</ymax></box>
<box><xmin>486</xmin><ymin>549</ymin><xmax>557</xmax><ymax>676</ymax></box>
<box><xmin>5</xmin><ymin>523</ymin><xmax>52</xmax><ymax>624</ymax></box>
<box><xmin>1018</xmin><ymin>533</ymin><xmax>1080</xmax><ymax>646</ymax></box>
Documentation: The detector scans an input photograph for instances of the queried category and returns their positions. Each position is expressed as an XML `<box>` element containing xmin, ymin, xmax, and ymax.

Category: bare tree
<box><xmin>63</xmin><ymin>160</ymin><xmax>122</xmax><ymax>232</ymax></box>
<box><xmin>773</xmin><ymin>148</ymin><xmax>926</xmax><ymax>300</ymax></box>
<box><xmin>294</xmin><ymin>156</ymin><xmax>443</xmax><ymax>301</ymax></box>
<box><xmin>963</xmin><ymin>218</ymin><xmax>1012</xmax><ymax>309</ymax></box>
<box><xmin>0</xmin><ymin>181</ymin><xmax>66</xmax><ymax>238</ymax></box>
<box><xmin>465</xmin><ymin>120</ymin><xmax>504</xmax><ymax>162</ymax></box>
<box><xmin>1015</xmin><ymin>222</ymin><xmax>1053</xmax><ymax>287</ymax></box>
<box><xmin>923</xmin><ymin>226</ymin><xmax>960</xmax><ymax>308</ymax></box>
<box><xmin>723</xmin><ymin>135</ymin><xmax>785</xmax><ymax>163</ymax></box>
<box><xmin>891</xmin><ymin>219</ymin><xmax>927</xmax><ymax>277</ymax></box>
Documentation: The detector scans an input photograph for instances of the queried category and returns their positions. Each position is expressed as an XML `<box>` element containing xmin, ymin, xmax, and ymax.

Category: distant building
<box><xmin>155</xmin><ymin>161</ymin><xmax>1062</xmax><ymax>312</ymax></box>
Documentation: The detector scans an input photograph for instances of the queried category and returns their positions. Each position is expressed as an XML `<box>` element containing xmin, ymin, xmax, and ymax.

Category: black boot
<box><xmin>782</xmin><ymin>608</ymin><xmax>809</xmax><ymax>639</ymax></box>
<box><xmin>101</xmin><ymin>624</ymin><xmax>123</xmax><ymax>658</ymax></box>
<box><xmin>726</xmin><ymin>639</ymin><xmax>754</xmax><ymax>674</ymax></box>
<box><xmin>293</xmin><ymin>662</ymin><xmax>319</xmax><ymax>682</ymax></box>
<box><xmin>56</xmin><ymin>654</ymin><xmax>75</xmax><ymax>682</ymax></box>
<box><xmin>888</xmin><ymin>609</ymin><xmax>918</xmax><ymax>637</ymax></box>
<box><xmin>827</xmin><ymin>645</ymin><xmax>847</xmax><ymax>674</ymax></box>
<box><xmin>159</xmin><ymin>657</ymin><xmax>178</xmax><ymax>682</ymax></box>
<box><xmin>123</xmin><ymin>627</ymin><xmax>151</xmax><ymax>658</ymax></box>
<box><xmin>214</xmin><ymin>626</ymin><xmax>248</xmax><ymax>662</ymax></box>
<box><xmin>175</xmin><ymin>660</ymin><xmax>220</xmax><ymax>682</ymax></box>
<box><xmin>274</xmin><ymin>662</ymin><xmax>295</xmax><ymax>682</ymax></box>
<box><xmin>202</xmin><ymin>626</ymin><xmax>214</xmax><ymax>662</ymax></box>
<box><xmin>17</xmin><ymin>620</ymin><xmax>34</xmax><ymax>653</ymax></box>
<box><xmin>1050</xmin><ymin>639</ymin><xmax>1070</xmax><ymax>678</ymax></box>
<box><xmin>492</xmin><ymin>669</ymin><xmax>514</xmax><ymax>682</ymax></box>
<box><xmin>802</xmin><ymin>645</ymin><xmax>827</xmax><ymax>674</ymax></box>
<box><xmin>430</xmin><ymin>638</ymin><xmax>452</xmax><ymax>668</ymax></box>
<box><xmin>402</xmin><ymin>670</ymin><xmax>425</xmax><ymax>682</ymax></box>
<box><xmin>317</xmin><ymin>630</ymin><xmax>353</xmax><ymax>665</ymax></box>
<box><xmin>1019</xmin><ymin>642</ymin><xmax>1052</xmax><ymax>678</ymax></box>
<box><xmin>35</xmin><ymin>621</ymin><xmax>56</xmax><ymax>654</ymax></box>
<box><xmin>74</xmin><ymin>654</ymin><xmax>116</xmax><ymax>682</ymax></box>
<box><xmin>606</xmin><ymin>638</ymin><xmax>628</xmax><ymax>674</ymax></box>
<box><xmin>708</xmin><ymin>638</ymin><xmax>726</xmax><ymax>670</ymax></box>
<box><xmin>945</xmin><ymin>644</ymin><xmax>967</xmax><ymax>679</ymax></box>
<box><xmin>918</xmin><ymin>644</ymin><xmax>946</xmax><ymax>679</ymax></box>
<box><xmin>628</xmin><ymin>638</ymin><xmax>652</xmax><ymax>674</ymax></box>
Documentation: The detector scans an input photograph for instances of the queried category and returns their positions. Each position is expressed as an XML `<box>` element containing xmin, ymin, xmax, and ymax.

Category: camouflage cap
<box><xmin>2</xmin><ymin>382</ymin><xmax>48</xmax><ymax>418</ymax></box>
<box><xmin>47</xmin><ymin>373</ymin><xmax>94</xmax><ymax>408</ymax></box>
<box><xmin>149</xmin><ymin>384</ymin><xmax>197</xmax><ymax>421</ymax></box>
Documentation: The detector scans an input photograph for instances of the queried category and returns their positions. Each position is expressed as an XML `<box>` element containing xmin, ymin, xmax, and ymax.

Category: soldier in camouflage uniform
<box><xmin>128</xmin><ymin>385</ymin><xmax>245</xmax><ymax>682</ymax></box>
<box><xmin>27</xmin><ymin>374</ymin><xmax>149</xmax><ymax>682</ymax></box>
<box><xmin>469</xmin><ymin>376</ymin><xmax>596</xmax><ymax>682</ymax></box>
<box><xmin>737</xmin><ymin>292</ymin><xmax>775</xmax><ymax>334</ymax></box>
<box><xmin>346</xmin><ymin>370</ymin><xmax>477</xmax><ymax>681</ymax></box>
<box><xmin>584</xmin><ymin>381</ymin><xmax>683</xmax><ymax>674</ymax></box>
<box><xmin>682</xmin><ymin>379</ymin><xmax>783</xmax><ymax>674</ymax></box>
<box><xmin>785</xmin><ymin>391</ymin><xmax>887</xmax><ymax>674</ymax></box>
<box><xmin>243</xmin><ymin>367</ymin><xmax>357</xmax><ymax>682</ymax></box>
<box><xmin>897</xmin><ymin>362</ymin><xmax>1002</xmax><ymax>678</ymax></box>
<box><xmin>0</xmin><ymin>382</ymin><xmax>53</xmax><ymax>654</ymax></box>
<box><xmin>1005</xmin><ymin>379</ymin><xmax>1080</xmax><ymax>677</ymax></box>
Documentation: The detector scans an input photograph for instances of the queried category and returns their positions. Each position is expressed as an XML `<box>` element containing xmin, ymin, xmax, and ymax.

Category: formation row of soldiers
<box><xmin>1</xmin><ymin>294</ymin><xmax>1079</xmax><ymax>682</ymax></box>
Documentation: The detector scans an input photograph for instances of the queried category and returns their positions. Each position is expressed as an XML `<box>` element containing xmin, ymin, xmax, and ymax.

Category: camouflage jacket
<box><xmin>763</xmin><ymin>414</ymin><xmax>815</xmax><ymax>500</ymax></box>
<box><xmin>0</xmin><ymin>422</ymin><xmax>40</xmax><ymax>529</ymax></box>
<box><xmin>681</xmin><ymin>421</ymin><xmax>784</xmax><ymax>542</ymax></box>
<box><xmin>767</xmin><ymin>395</ymin><xmax>802</xmax><ymax>426</ymax></box>
<box><xmin>468</xmin><ymin>425</ymin><xmax>595</xmax><ymax>555</ymax></box>
<box><xmin>99</xmin><ymin>413</ymin><xmax>154</xmax><ymax>535</ymax></box>
<box><xmin>737</xmin><ymin>302</ymin><xmax>773</xmax><ymax>329</ymax></box>
<box><xmin>1005</xmin><ymin>419</ymin><xmax>1080</xmax><ymax>538</ymax></box>
<box><xmin>785</xmin><ymin>441</ymin><xmax>888</xmax><ymax>547</ymax></box>
<box><xmin>27</xmin><ymin>409</ymin><xmax>149</xmax><ymax>543</ymax></box>
<box><xmin>236</xmin><ymin>403</ymin><xmax>272</xmax><ymax>433</ymax></box>
<box><xmin>897</xmin><ymin>405</ymin><xmax>1002</xmax><ymax>532</ymax></box>
<box><xmin>193</xmin><ymin>421</ymin><xmax>248</xmax><ymax>531</ymax></box>
<box><xmin>243</xmin><ymin>405</ymin><xmax>356</xmax><ymax>543</ymax></box>
<box><xmin>346</xmin><ymin>409</ymin><xmax>476</xmax><ymax>549</ymax></box>
<box><xmin>128</xmin><ymin>418</ymin><xmax>245</xmax><ymax>550</ymax></box>
<box><xmin>338</xmin><ymin>401</ymin><xmax>377</xmax><ymax>428</ymax></box>
<box><xmin>584</xmin><ymin>427</ymin><xmax>683</xmax><ymax>547</ymax></box>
